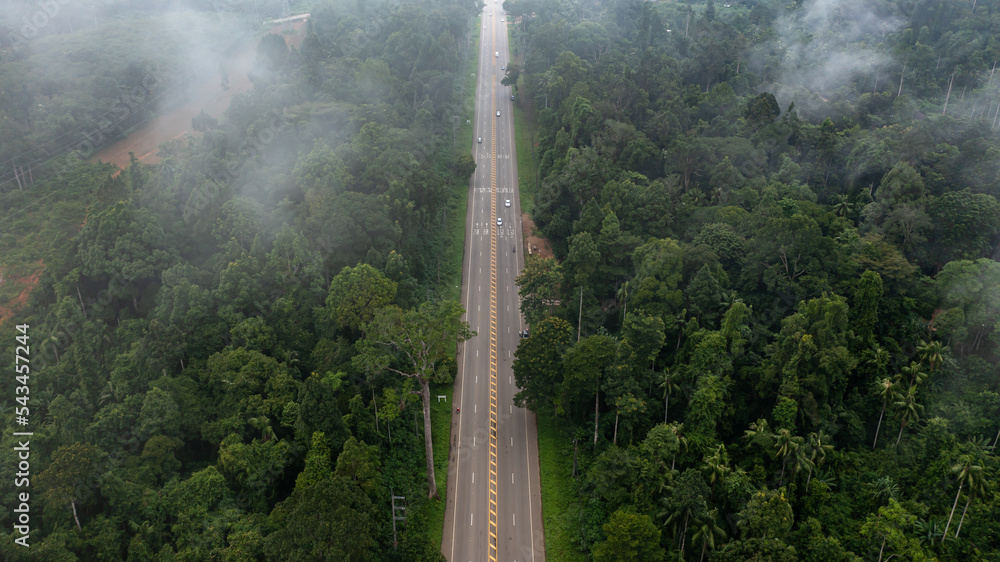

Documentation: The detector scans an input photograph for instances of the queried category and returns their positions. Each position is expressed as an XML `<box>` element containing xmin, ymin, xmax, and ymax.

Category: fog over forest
<box><xmin>1</xmin><ymin>0</ymin><xmax>1000</xmax><ymax>560</ymax></box>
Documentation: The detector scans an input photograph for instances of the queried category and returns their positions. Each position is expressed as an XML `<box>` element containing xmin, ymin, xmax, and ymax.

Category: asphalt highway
<box><xmin>441</xmin><ymin>6</ymin><xmax>546</xmax><ymax>562</ymax></box>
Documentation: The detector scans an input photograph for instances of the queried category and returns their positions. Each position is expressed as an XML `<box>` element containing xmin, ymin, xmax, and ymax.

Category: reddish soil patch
<box><xmin>0</xmin><ymin>261</ymin><xmax>44</xmax><ymax>328</ymax></box>
<box><xmin>521</xmin><ymin>214</ymin><xmax>553</xmax><ymax>259</ymax></box>
<box><xmin>93</xmin><ymin>19</ymin><xmax>308</xmax><ymax>170</ymax></box>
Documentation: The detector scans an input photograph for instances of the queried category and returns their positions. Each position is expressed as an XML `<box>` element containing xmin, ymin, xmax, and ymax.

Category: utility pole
<box><xmin>390</xmin><ymin>492</ymin><xmax>406</xmax><ymax>550</ymax></box>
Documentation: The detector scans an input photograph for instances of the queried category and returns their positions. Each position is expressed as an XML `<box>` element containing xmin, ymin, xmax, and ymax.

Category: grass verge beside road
<box><xmin>536</xmin><ymin>410</ymin><xmax>587</xmax><ymax>562</ymax></box>
<box><xmin>426</xmin><ymin>383</ymin><xmax>455</xmax><ymax>549</ymax></box>
<box><xmin>438</xmin><ymin>17</ymin><xmax>482</xmax><ymax>303</ymax></box>
<box><xmin>427</xmin><ymin>16</ymin><xmax>481</xmax><ymax>548</ymax></box>
<box><xmin>512</xmin><ymin>103</ymin><xmax>538</xmax><ymax>216</ymax></box>
<box><xmin>508</xmin><ymin>23</ymin><xmax>539</xmax><ymax>216</ymax></box>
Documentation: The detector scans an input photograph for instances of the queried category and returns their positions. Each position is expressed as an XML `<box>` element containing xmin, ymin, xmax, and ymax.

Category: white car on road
<box><xmin>505</xmin><ymin>199</ymin><xmax>511</xmax><ymax>207</ymax></box>
<box><xmin>497</xmin><ymin>217</ymin><xmax>503</xmax><ymax>226</ymax></box>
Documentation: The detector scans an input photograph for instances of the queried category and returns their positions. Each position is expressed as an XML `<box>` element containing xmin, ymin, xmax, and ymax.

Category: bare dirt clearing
<box><xmin>0</xmin><ymin>21</ymin><xmax>308</xmax><ymax>327</ymax></box>
<box><xmin>93</xmin><ymin>19</ymin><xmax>307</xmax><ymax>170</ymax></box>
<box><xmin>521</xmin><ymin>213</ymin><xmax>553</xmax><ymax>259</ymax></box>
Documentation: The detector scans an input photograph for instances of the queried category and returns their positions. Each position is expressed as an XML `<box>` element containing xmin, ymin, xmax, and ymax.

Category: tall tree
<box><xmin>354</xmin><ymin>300</ymin><xmax>474</xmax><ymax>498</ymax></box>
<box><xmin>35</xmin><ymin>443</ymin><xmax>103</xmax><ymax>531</ymax></box>
<box><xmin>513</xmin><ymin>317</ymin><xmax>575</xmax><ymax>414</ymax></box>
<box><xmin>942</xmin><ymin>455</ymin><xmax>983</xmax><ymax>541</ymax></box>
<box><xmin>953</xmin><ymin>458</ymin><xmax>987</xmax><ymax>538</ymax></box>
<box><xmin>853</xmin><ymin>270</ymin><xmax>884</xmax><ymax>348</ymax></box>
<box><xmin>692</xmin><ymin>509</ymin><xmax>727</xmax><ymax>562</ymax></box>
<box><xmin>872</xmin><ymin>376</ymin><xmax>899</xmax><ymax>449</ymax></box>
<box><xmin>515</xmin><ymin>256</ymin><xmax>562</xmax><ymax>325</ymax></box>
<box><xmin>660</xmin><ymin>469</ymin><xmax>710</xmax><ymax>557</ymax></box>
<box><xmin>322</xmin><ymin>263</ymin><xmax>398</xmax><ymax>335</ymax></box>
<box><xmin>892</xmin><ymin>386</ymin><xmax>922</xmax><ymax>448</ymax></box>
<box><xmin>563</xmin><ymin>334</ymin><xmax>618</xmax><ymax>444</ymax></box>
<box><xmin>804</xmin><ymin>430</ymin><xmax>833</xmax><ymax>488</ymax></box>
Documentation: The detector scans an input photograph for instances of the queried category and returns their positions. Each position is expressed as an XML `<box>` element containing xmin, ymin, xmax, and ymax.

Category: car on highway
<box><xmin>505</xmin><ymin>199</ymin><xmax>510</xmax><ymax>207</ymax></box>
<box><xmin>497</xmin><ymin>110</ymin><xmax>501</xmax><ymax>116</ymax></box>
<box><xmin>502</xmin><ymin>65</ymin><xmax>506</xmax><ymax>70</ymax></box>
<box><xmin>478</xmin><ymin>137</ymin><xmax>482</xmax><ymax>143</ymax></box>
<box><xmin>497</xmin><ymin>217</ymin><xmax>503</xmax><ymax>226</ymax></box>
<box><xmin>511</xmin><ymin>95</ymin><xmax>514</xmax><ymax>100</ymax></box>
<box><xmin>501</xmin><ymin>18</ymin><xmax>504</xmax><ymax>21</ymax></box>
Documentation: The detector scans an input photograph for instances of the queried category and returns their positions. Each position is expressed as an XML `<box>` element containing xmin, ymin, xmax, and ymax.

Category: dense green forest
<box><xmin>0</xmin><ymin>0</ymin><xmax>478</xmax><ymax>559</ymax></box>
<box><xmin>507</xmin><ymin>0</ymin><xmax>1000</xmax><ymax>559</ymax></box>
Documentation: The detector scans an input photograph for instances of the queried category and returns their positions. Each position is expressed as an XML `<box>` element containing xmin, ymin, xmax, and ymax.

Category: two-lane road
<box><xmin>443</xmin><ymin>6</ymin><xmax>545</xmax><ymax>562</ymax></box>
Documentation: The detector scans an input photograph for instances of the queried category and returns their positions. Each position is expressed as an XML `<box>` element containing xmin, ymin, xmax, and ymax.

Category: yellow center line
<box><xmin>488</xmin><ymin>17</ymin><xmax>499</xmax><ymax>562</ymax></box>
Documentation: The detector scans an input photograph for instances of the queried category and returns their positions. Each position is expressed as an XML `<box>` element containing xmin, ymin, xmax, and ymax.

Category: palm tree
<box><xmin>812</xmin><ymin>467</ymin><xmax>838</xmax><ymax>490</ymax></box>
<box><xmin>702</xmin><ymin>445</ymin><xmax>730</xmax><ymax>494</ymax></box>
<box><xmin>833</xmin><ymin>193</ymin><xmax>852</xmax><ymax>217</ymax></box>
<box><xmin>916</xmin><ymin>338</ymin><xmax>944</xmax><ymax>371</ymax></box>
<box><xmin>868</xmin><ymin>475</ymin><xmax>900</xmax><ymax>505</ymax></box>
<box><xmin>943</xmin><ymin>455</ymin><xmax>983</xmax><ymax>540</ymax></box>
<box><xmin>954</xmin><ymin>464</ymin><xmax>986</xmax><ymax>538</ymax></box>
<box><xmin>872</xmin><ymin>376</ymin><xmax>899</xmax><ymax>449</ymax></box>
<box><xmin>805</xmin><ymin>430</ymin><xmax>833</xmax><ymax>488</ymax></box>
<box><xmin>617</xmin><ymin>280</ymin><xmax>630</xmax><ymax>322</ymax></box>
<box><xmin>774</xmin><ymin>429</ymin><xmax>803</xmax><ymax>485</ymax></box>
<box><xmin>669</xmin><ymin>422</ymin><xmax>688</xmax><ymax>471</ymax></box>
<box><xmin>901</xmin><ymin>361</ymin><xmax>928</xmax><ymax>391</ymax></box>
<box><xmin>659</xmin><ymin>368</ymin><xmax>681</xmax><ymax>424</ymax></box>
<box><xmin>914</xmin><ymin>518</ymin><xmax>945</xmax><ymax>546</ymax></box>
<box><xmin>788</xmin><ymin>439</ymin><xmax>813</xmax><ymax>484</ymax></box>
<box><xmin>743</xmin><ymin>418</ymin><xmax>773</xmax><ymax>451</ymax></box>
<box><xmin>692</xmin><ymin>509</ymin><xmax>727</xmax><ymax>562</ymax></box>
<box><xmin>893</xmin><ymin>386</ymin><xmax>922</xmax><ymax>448</ymax></box>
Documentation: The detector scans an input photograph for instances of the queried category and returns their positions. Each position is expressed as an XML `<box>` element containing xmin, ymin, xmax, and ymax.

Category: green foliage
<box><xmin>264</xmin><ymin>477</ymin><xmax>376</xmax><ymax>561</ymax></box>
<box><xmin>517</xmin><ymin>256</ymin><xmax>563</xmax><ymax>325</ymax></box>
<box><xmin>513</xmin><ymin>316</ymin><xmax>575</xmax><ymax>413</ymax></box>
<box><xmin>322</xmin><ymin>263</ymin><xmax>398</xmax><ymax>335</ymax></box>
<box><xmin>11</xmin><ymin>0</ymin><xmax>1000</xmax><ymax>557</ymax></box>
<box><xmin>762</xmin><ymin>294</ymin><xmax>857</xmax><ymax>425</ymax></box>
<box><xmin>738</xmin><ymin>489</ymin><xmax>794</xmax><ymax>541</ymax></box>
<box><xmin>593</xmin><ymin>510</ymin><xmax>665</xmax><ymax>562</ymax></box>
<box><xmin>858</xmin><ymin>499</ymin><xmax>930</xmax><ymax>561</ymax></box>
<box><xmin>295</xmin><ymin>432</ymin><xmax>333</xmax><ymax>491</ymax></box>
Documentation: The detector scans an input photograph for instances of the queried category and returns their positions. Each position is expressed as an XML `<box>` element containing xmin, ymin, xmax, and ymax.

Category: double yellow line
<box><xmin>487</xmin><ymin>17</ymin><xmax>499</xmax><ymax>562</ymax></box>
